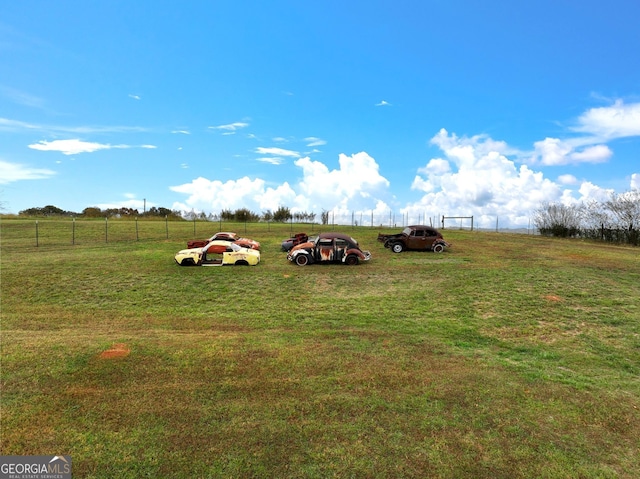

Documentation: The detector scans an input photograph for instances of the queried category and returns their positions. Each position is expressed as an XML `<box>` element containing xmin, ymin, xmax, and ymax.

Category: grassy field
<box><xmin>1</xmin><ymin>220</ymin><xmax>639</xmax><ymax>478</ymax></box>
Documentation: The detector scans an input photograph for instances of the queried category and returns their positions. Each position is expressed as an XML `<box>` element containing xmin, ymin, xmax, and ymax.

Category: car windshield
<box><xmin>402</xmin><ymin>227</ymin><xmax>412</xmax><ymax>235</ymax></box>
<box><xmin>229</xmin><ymin>243</ymin><xmax>242</xmax><ymax>252</ymax></box>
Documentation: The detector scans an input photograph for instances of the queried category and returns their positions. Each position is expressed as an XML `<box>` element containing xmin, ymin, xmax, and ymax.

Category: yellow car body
<box><xmin>175</xmin><ymin>242</ymin><xmax>260</xmax><ymax>266</ymax></box>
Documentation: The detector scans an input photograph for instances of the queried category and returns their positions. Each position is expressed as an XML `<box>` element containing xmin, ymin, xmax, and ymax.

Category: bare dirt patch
<box><xmin>99</xmin><ymin>343</ymin><xmax>130</xmax><ymax>359</ymax></box>
<box><xmin>544</xmin><ymin>295</ymin><xmax>562</xmax><ymax>302</ymax></box>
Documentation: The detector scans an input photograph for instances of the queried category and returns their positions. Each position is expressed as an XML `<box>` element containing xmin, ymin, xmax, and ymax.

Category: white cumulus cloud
<box><xmin>294</xmin><ymin>152</ymin><xmax>390</xmax><ymax>212</ymax></box>
<box><xmin>529</xmin><ymin>100</ymin><xmax>640</xmax><ymax>166</ymax></box>
<box><xmin>208</xmin><ymin>122</ymin><xmax>249</xmax><ymax>133</ymax></box>
<box><xmin>255</xmin><ymin>147</ymin><xmax>300</xmax><ymax>158</ymax></box>
<box><xmin>533</xmin><ymin>138</ymin><xmax>611</xmax><ymax>165</ymax></box>
<box><xmin>28</xmin><ymin>139</ymin><xmax>156</xmax><ymax>155</ymax></box>
<box><xmin>29</xmin><ymin>139</ymin><xmax>112</xmax><ymax>155</ymax></box>
<box><xmin>557</xmin><ymin>174</ymin><xmax>578</xmax><ymax>185</ymax></box>
<box><xmin>572</xmin><ymin>100</ymin><xmax>640</xmax><ymax>139</ymax></box>
<box><xmin>410</xmin><ymin>129</ymin><xmax>563</xmax><ymax>227</ymax></box>
<box><xmin>0</xmin><ymin>159</ymin><xmax>56</xmax><ymax>184</ymax></box>
<box><xmin>170</xmin><ymin>152</ymin><xmax>392</xmax><ymax>217</ymax></box>
<box><xmin>305</xmin><ymin>137</ymin><xmax>327</xmax><ymax>147</ymax></box>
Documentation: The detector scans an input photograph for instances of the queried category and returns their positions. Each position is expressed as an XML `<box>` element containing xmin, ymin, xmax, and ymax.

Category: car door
<box><xmin>425</xmin><ymin>228</ymin><xmax>439</xmax><ymax>249</ymax></box>
<box><xmin>406</xmin><ymin>229</ymin><xmax>427</xmax><ymax>250</ymax></box>
<box><xmin>316</xmin><ymin>238</ymin><xmax>334</xmax><ymax>262</ymax></box>
<box><xmin>334</xmin><ymin>238</ymin><xmax>349</xmax><ymax>262</ymax></box>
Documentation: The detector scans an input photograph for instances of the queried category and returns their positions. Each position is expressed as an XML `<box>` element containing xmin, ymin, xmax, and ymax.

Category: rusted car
<box><xmin>187</xmin><ymin>232</ymin><xmax>260</xmax><ymax>250</ymax></box>
<box><xmin>377</xmin><ymin>225</ymin><xmax>450</xmax><ymax>253</ymax></box>
<box><xmin>281</xmin><ymin>232</ymin><xmax>309</xmax><ymax>252</ymax></box>
<box><xmin>175</xmin><ymin>241</ymin><xmax>260</xmax><ymax>266</ymax></box>
<box><xmin>287</xmin><ymin>232</ymin><xmax>371</xmax><ymax>266</ymax></box>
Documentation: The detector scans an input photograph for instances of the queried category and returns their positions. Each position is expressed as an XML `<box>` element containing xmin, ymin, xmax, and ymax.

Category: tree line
<box><xmin>533</xmin><ymin>190</ymin><xmax>640</xmax><ymax>245</ymax></box>
<box><xmin>15</xmin><ymin>205</ymin><xmax>324</xmax><ymax>224</ymax></box>
<box><xmin>183</xmin><ymin>206</ymin><xmax>321</xmax><ymax>223</ymax></box>
<box><xmin>17</xmin><ymin>205</ymin><xmax>184</xmax><ymax>219</ymax></box>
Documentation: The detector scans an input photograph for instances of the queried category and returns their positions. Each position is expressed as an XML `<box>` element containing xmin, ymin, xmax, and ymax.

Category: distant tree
<box><xmin>307</xmin><ymin>211</ymin><xmax>316</xmax><ymax>223</ymax></box>
<box><xmin>104</xmin><ymin>208</ymin><xmax>121</xmax><ymax>217</ymax></box>
<box><xmin>535</xmin><ymin>193</ymin><xmax>640</xmax><ymax>245</ymax></box>
<box><xmin>42</xmin><ymin>205</ymin><xmax>66</xmax><ymax>215</ymax></box>
<box><xmin>82</xmin><ymin>207</ymin><xmax>103</xmax><ymax>217</ymax></box>
<box><xmin>272</xmin><ymin>206</ymin><xmax>292</xmax><ymax>223</ymax></box>
<box><xmin>157</xmin><ymin>207</ymin><xmax>176</xmax><ymax>217</ymax></box>
<box><xmin>118</xmin><ymin>207</ymin><xmax>139</xmax><ymax>217</ymax></box>
<box><xmin>220</xmin><ymin>209</ymin><xmax>234</xmax><ymax>221</ymax></box>
<box><xmin>262</xmin><ymin>209</ymin><xmax>273</xmax><ymax>222</ymax></box>
<box><xmin>533</xmin><ymin>202</ymin><xmax>583</xmax><ymax>237</ymax></box>
<box><xmin>606</xmin><ymin>190</ymin><xmax>640</xmax><ymax>231</ymax></box>
<box><xmin>292</xmin><ymin>211</ymin><xmax>316</xmax><ymax>223</ymax></box>
<box><xmin>144</xmin><ymin>206</ymin><xmax>158</xmax><ymax>216</ymax></box>
<box><xmin>140</xmin><ymin>206</ymin><xmax>182</xmax><ymax>219</ymax></box>
<box><xmin>605</xmin><ymin>190</ymin><xmax>640</xmax><ymax>245</ymax></box>
<box><xmin>321</xmin><ymin>210</ymin><xmax>330</xmax><ymax>225</ymax></box>
<box><xmin>234</xmin><ymin>208</ymin><xmax>260</xmax><ymax>222</ymax></box>
<box><xmin>19</xmin><ymin>205</ymin><xmax>74</xmax><ymax>216</ymax></box>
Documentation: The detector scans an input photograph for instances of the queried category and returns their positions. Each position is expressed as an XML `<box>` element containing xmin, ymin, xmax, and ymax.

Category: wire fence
<box><xmin>0</xmin><ymin>217</ymin><xmax>334</xmax><ymax>249</ymax></box>
<box><xmin>0</xmin><ymin>214</ymin><xmax>543</xmax><ymax>249</ymax></box>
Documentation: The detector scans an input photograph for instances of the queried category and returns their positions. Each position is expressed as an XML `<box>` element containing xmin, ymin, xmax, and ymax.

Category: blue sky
<box><xmin>1</xmin><ymin>0</ymin><xmax>639</xmax><ymax>227</ymax></box>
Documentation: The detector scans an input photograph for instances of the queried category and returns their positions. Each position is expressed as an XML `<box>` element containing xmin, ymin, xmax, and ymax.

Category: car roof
<box><xmin>317</xmin><ymin>232</ymin><xmax>356</xmax><ymax>241</ymax></box>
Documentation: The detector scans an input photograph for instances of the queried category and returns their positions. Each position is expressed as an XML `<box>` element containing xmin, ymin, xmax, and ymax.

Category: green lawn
<box><xmin>1</xmin><ymin>220</ymin><xmax>639</xmax><ymax>478</ymax></box>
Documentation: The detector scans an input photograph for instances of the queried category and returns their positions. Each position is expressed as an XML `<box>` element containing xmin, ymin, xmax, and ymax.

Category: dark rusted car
<box><xmin>287</xmin><ymin>232</ymin><xmax>371</xmax><ymax>266</ymax></box>
<box><xmin>281</xmin><ymin>232</ymin><xmax>309</xmax><ymax>252</ymax></box>
<box><xmin>377</xmin><ymin>225</ymin><xmax>450</xmax><ymax>253</ymax></box>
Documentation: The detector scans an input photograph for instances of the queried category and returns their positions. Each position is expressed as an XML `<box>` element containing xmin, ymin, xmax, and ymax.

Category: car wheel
<box><xmin>295</xmin><ymin>254</ymin><xmax>310</xmax><ymax>266</ymax></box>
<box><xmin>433</xmin><ymin>243</ymin><xmax>445</xmax><ymax>253</ymax></box>
<box><xmin>391</xmin><ymin>243</ymin><xmax>404</xmax><ymax>253</ymax></box>
<box><xmin>345</xmin><ymin>255</ymin><xmax>359</xmax><ymax>266</ymax></box>
<box><xmin>180</xmin><ymin>258</ymin><xmax>195</xmax><ymax>266</ymax></box>
<box><xmin>235</xmin><ymin>260</ymin><xmax>249</xmax><ymax>266</ymax></box>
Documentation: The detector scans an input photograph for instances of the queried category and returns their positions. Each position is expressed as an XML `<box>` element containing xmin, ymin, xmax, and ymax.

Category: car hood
<box><xmin>176</xmin><ymin>246</ymin><xmax>205</xmax><ymax>255</ymax></box>
<box><xmin>289</xmin><ymin>241</ymin><xmax>314</xmax><ymax>253</ymax></box>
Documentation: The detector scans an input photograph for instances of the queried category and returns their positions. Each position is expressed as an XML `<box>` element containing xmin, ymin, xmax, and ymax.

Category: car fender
<box><xmin>288</xmin><ymin>249</ymin><xmax>314</xmax><ymax>264</ymax></box>
<box><xmin>344</xmin><ymin>248</ymin><xmax>365</xmax><ymax>260</ymax></box>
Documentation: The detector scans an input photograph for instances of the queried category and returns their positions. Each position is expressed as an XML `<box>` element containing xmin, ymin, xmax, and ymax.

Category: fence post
<box><xmin>166</xmin><ymin>215</ymin><xmax>170</xmax><ymax>239</ymax></box>
<box><xmin>36</xmin><ymin>220</ymin><xmax>39</xmax><ymax>247</ymax></box>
